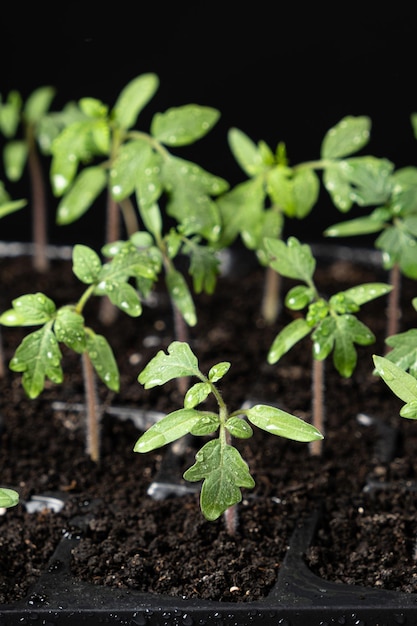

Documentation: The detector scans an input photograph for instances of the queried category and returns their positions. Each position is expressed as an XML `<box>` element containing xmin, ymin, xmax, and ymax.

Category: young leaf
<box><xmin>138</xmin><ymin>341</ymin><xmax>201</xmax><ymax>388</ymax></box>
<box><xmin>227</xmin><ymin>127</ymin><xmax>265</xmax><ymax>176</ymax></box>
<box><xmin>264</xmin><ymin>236</ymin><xmax>315</xmax><ymax>283</ymax></box>
<box><xmin>324</xmin><ymin>215</ymin><xmax>387</xmax><ymax>237</ymax></box>
<box><xmin>4</xmin><ymin>140</ymin><xmax>27</xmax><ymax>181</ymax></box>
<box><xmin>151</xmin><ymin>105</ymin><xmax>220</xmax><ymax>146</ymax></box>
<box><xmin>133</xmin><ymin>408</ymin><xmax>203</xmax><ymax>452</ymax></box>
<box><xmin>24</xmin><ymin>85</ymin><xmax>56</xmax><ymax>124</ymax></box>
<box><xmin>110</xmin><ymin>139</ymin><xmax>154</xmax><ymax>201</ymax></box>
<box><xmin>373</xmin><ymin>354</ymin><xmax>417</xmax><ymax>404</ymax></box>
<box><xmin>112</xmin><ymin>73</ymin><xmax>159</xmax><ymax>130</ymax></box>
<box><xmin>86</xmin><ymin>331</ymin><xmax>119</xmax><ymax>392</ymax></box>
<box><xmin>0</xmin><ymin>488</ymin><xmax>19</xmax><ymax>508</ymax></box>
<box><xmin>9</xmin><ymin>325</ymin><xmax>63</xmax><ymax>398</ymax></box>
<box><xmin>208</xmin><ymin>361</ymin><xmax>231</xmax><ymax>382</ymax></box>
<box><xmin>183</xmin><ymin>439</ymin><xmax>255</xmax><ymax>521</ymax></box>
<box><xmin>267</xmin><ymin>318</ymin><xmax>311</xmax><ymax>364</ymax></box>
<box><xmin>245</xmin><ymin>404</ymin><xmax>323</xmax><ymax>442</ymax></box>
<box><xmin>54</xmin><ymin>307</ymin><xmax>86</xmax><ymax>353</ymax></box>
<box><xmin>332</xmin><ymin>315</ymin><xmax>374</xmax><ymax>377</ymax></box>
<box><xmin>342</xmin><ymin>283</ymin><xmax>392</xmax><ymax>306</ymax></box>
<box><xmin>0</xmin><ymin>293</ymin><xmax>56</xmax><ymax>326</ymax></box>
<box><xmin>382</xmin><ymin>329</ymin><xmax>417</xmax><ymax>378</ymax></box>
<box><xmin>165</xmin><ymin>267</ymin><xmax>197</xmax><ymax>327</ymax></box>
<box><xmin>72</xmin><ymin>244</ymin><xmax>102</xmax><ymax>284</ymax></box>
<box><xmin>184</xmin><ymin>382</ymin><xmax>211</xmax><ymax>408</ymax></box>
<box><xmin>320</xmin><ymin>115</ymin><xmax>371</xmax><ymax>159</ymax></box>
<box><xmin>56</xmin><ymin>166</ymin><xmax>107</xmax><ymax>225</ymax></box>
<box><xmin>225</xmin><ymin>416</ymin><xmax>253</xmax><ymax>439</ymax></box>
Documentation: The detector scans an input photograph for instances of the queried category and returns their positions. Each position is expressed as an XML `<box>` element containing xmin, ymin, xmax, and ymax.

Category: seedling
<box><xmin>264</xmin><ymin>236</ymin><xmax>392</xmax><ymax>454</ymax></box>
<box><xmin>215</xmin><ymin>115</ymin><xmax>381</xmax><ymax>323</ymax></box>
<box><xmin>324</xmin><ymin>117</ymin><xmax>417</xmax><ymax>339</ymax></box>
<box><xmin>0</xmin><ymin>242</ymin><xmax>158</xmax><ymax>462</ymax></box>
<box><xmin>134</xmin><ymin>340</ymin><xmax>323</xmax><ymax>531</ymax></box>
<box><xmin>0</xmin><ymin>86</ymin><xmax>58</xmax><ymax>271</ymax></box>
<box><xmin>49</xmin><ymin>73</ymin><xmax>228</xmax><ymax>326</ymax></box>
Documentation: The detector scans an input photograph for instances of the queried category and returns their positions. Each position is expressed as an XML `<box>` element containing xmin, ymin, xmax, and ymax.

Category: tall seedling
<box><xmin>324</xmin><ymin>114</ymin><xmax>417</xmax><ymax>340</ymax></box>
<box><xmin>215</xmin><ymin>116</ymin><xmax>383</xmax><ymax>323</ymax></box>
<box><xmin>49</xmin><ymin>73</ymin><xmax>228</xmax><ymax>332</ymax></box>
<box><xmin>264</xmin><ymin>236</ymin><xmax>392</xmax><ymax>455</ymax></box>
<box><xmin>0</xmin><ymin>87</ymin><xmax>57</xmax><ymax>272</ymax></box>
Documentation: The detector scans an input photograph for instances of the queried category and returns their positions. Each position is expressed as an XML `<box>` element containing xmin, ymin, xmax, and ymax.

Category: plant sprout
<box><xmin>134</xmin><ymin>340</ymin><xmax>323</xmax><ymax>532</ymax></box>
<box><xmin>215</xmin><ymin>115</ymin><xmax>382</xmax><ymax>324</ymax></box>
<box><xmin>0</xmin><ymin>86</ymin><xmax>57</xmax><ymax>272</ymax></box>
<box><xmin>264</xmin><ymin>236</ymin><xmax>392</xmax><ymax>455</ymax></box>
<box><xmin>0</xmin><ymin>242</ymin><xmax>158</xmax><ymax>462</ymax></box>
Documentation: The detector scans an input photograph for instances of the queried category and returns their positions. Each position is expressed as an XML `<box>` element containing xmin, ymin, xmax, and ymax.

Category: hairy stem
<box><xmin>261</xmin><ymin>266</ymin><xmax>282</xmax><ymax>324</ymax></box>
<box><xmin>27</xmin><ymin>125</ymin><xmax>49</xmax><ymax>272</ymax></box>
<box><xmin>310</xmin><ymin>357</ymin><xmax>325</xmax><ymax>456</ymax></box>
<box><xmin>81</xmin><ymin>351</ymin><xmax>102</xmax><ymax>463</ymax></box>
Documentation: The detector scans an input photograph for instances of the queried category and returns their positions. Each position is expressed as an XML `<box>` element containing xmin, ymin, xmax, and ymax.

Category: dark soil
<box><xmin>1</xmin><ymin>244</ymin><xmax>417</xmax><ymax>605</ymax></box>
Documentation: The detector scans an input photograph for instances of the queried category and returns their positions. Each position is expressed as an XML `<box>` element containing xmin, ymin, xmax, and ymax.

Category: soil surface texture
<box><xmin>1</xmin><ymin>243</ymin><xmax>417</xmax><ymax>604</ymax></box>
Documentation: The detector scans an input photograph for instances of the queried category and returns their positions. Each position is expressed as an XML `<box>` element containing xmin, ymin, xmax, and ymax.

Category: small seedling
<box><xmin>0</xmin><ymin>242</ymin><xmax>158</xmax><ymax>462</ymax></box>
<box><xmin>215</xmin><ymin>115</ymin><xmax>378</xmax><ymax>323</ymax></box>
<box><xmin>264</xmin><ymin>236</ymin><xmax>392</xmax><ymax>454</ymax></box>
<box><xmin>134</xmin><ymin>340</ymin><xmax>323</xmax><ymax>530</ymax></box>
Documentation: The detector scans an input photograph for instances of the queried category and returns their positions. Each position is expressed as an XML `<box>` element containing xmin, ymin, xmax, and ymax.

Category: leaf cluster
<box><xmin>264</xmin><ymin>237</ymin><xmax>392</xmax><ymax>377</ymax></box>
<box><xmin>135</xmin><ymin>341</ymin><xmax>323</xmax><ymax>520</ymax></box>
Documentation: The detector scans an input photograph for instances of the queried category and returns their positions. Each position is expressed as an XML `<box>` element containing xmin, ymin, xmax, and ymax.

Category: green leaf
<box><xmin>400</xmin><ymin>400</ymin><xmax>417</xmax><ymax>419</ymax></box>
<box><xmin>312</xmin><ymin>317</ymin><xmax>336</xmax><ymax>361</ymax></box>
<box><xmin>166</xmin><ymin>267</ymin><xmax>197</xmax><ymax>327</ymax></box>
<box><xmin>225</xmin><ymin>416</ymin><xmax>253</xmax><ymax>439</ymax></box>
<box><xmin>342</xmin><ymin>283</ymin><xmax>392</xmax><ymax>306</ymax></box>
<box><xmin>190</xmin><ymin>413</ymin><xmax>220</xmax><ymax>436</ymax></box>
<box><xmin>245</xmin><ymin>404</ymin><xmax>323</xmax><ymax>441</ymax></box>
<box><xmin>0</xmin><ymin>197</ymin><xmax>26</xmax><ymax>219</ymax></box>
<box><xmin>184</xmin><ymin>382</ymin><xmax>211</xmax><ymax>408</ymax></box>
<box><xmin>151</xmin><ymin>105</ymin><xmax>220</xmax><ymax>146</ymax></box>
<box><xmin>267</xmin><ymin>167</ymin><xmax>320</xmax><ymax>219</ymax></box>
<box><xmin>86</xmin><ymin>331</ymin><xmax>119</xmax><ymax>391</ymax></box>
<box><xmin>332</xmin><ymin>315</ymin><xmax>375</xmax><ymax>377</ymax></box>
<box><xmin>227</xmin><ymin>127</ymin><xmax>265</xmax><ymax>176</ymax></box>
<box><xmin>138</xmin><ymin>341</ymin><xmax>201</xmax><ymax>388</ymax></box>
<box><xmin>110</xmin><ymin>139</ymin><xmax>154</xmax><ymax>201</ymax></box>
<box><xmin>0</xmin><ymin>488</ymin><xmax>19</xmax><ymax>508</ymax></box>
<box><xmin>161</xmin><ymin>156</ymin><xmax>227</xmax><ymax>241</ymax></box>
<box><xmin>3</xmin><ymin>140</ymin><xmax>27</xmax><ymax>181</ymax></box>
<box><xmin>183</xmin><ymin>439</ymin><xmax>255</xmax><ymax>521</ymax></box>
<box><xmin>112</xmin><ymin>73</ymin><xmax>159</xmax><ymax>130</ymax></box>
<box><xmin>384</xmin><ymin>329</ymin><xmax>417</xmax><ymax>378</ymax></box>
<box><xmin>376</xmin><ymin>224</ymin><xmax>417</xmax><ymax>279</ymax></box>
<box><xmin>56</xmin><ymin>166</ymin><xmax>107</xmax><ymax>225</ymax></box>
<box><xmin>105</xmin><ymin>281</ymin><xmax>142</xmax><ymax>317</ymax></box>
<box><xmin>267</xmin><ymin>318</ymin><xmax>311</xmax><ymax>364</ymax></box>
<box><xmin>215</xmin><ymin>177</ymin><xmax>265</xmax><ymax>248</ymax></box>
<box><xmin>208</xmin><ymin>361</ymin><xmax>230</xmax><ymax>382</ymax></box>
<box><xmin>373</xmin><ymin>354</ymin><xmax>417</xmax><ymax>404</ymax></box>
<box><xmin>72</xmin><ymin>244</ymin><xmax>102</xmax><ymax>284</ymax></box>
<box><xmin>324</xmin><ymin>215</ymin><xmax>387</xmax><ymax>237</ymax></box>
<box><xmin>285</xmin><ymin>285</ymin><xmax>315</xmax><ymax>310</ymax></box>
<box><xmin>321</xmin><ymin>115</ymin><xmax>371</xmax><ymax>159</ymax></box>
<box><xmin>0</xmin><ymin>293</ymin><xmax>56</xmax><ymax>326</ymax></box>
<box><xmin>0</xmin><ymin>90</ymin><xmax>22</xmax><ymax>137</ymax></box>
<box><xmin>264</xmin><ymin>236</ymin><xmax>315</xmax><ymax>282</ymax></box>
<box><xmin>54</xmin><ymin>307</ymin><xmax>86</xmax><ymax>352</ymax></box>
<box><xmin>134</xmin><ymin>408</ymin><xmax>203</xmax><ymax>452</ymax></box>
<box><xmin>24</xmin><ymin>86</ymin><xmax>56</xmax><ymax>124</ymax></box>
<box><xmin>184</xmin><ymin>240</ymin><xmax>220</xmax><ymax>294</ymax></box>
<box><xmin>79</xmin><ymin>97</ymin><xmax>108</xmax><ymax>119</ymax></box>
<box><xmin>9</xmin><ymin>324</ymin><xmax>63</xmax><ymax>398</ymax></box>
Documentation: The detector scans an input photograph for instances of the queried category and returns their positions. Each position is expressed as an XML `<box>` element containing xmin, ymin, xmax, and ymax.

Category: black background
<box><xmin>1</xmin><ymin>5</ymin><xmax>417</xmax><ymax>247</ymax></box>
